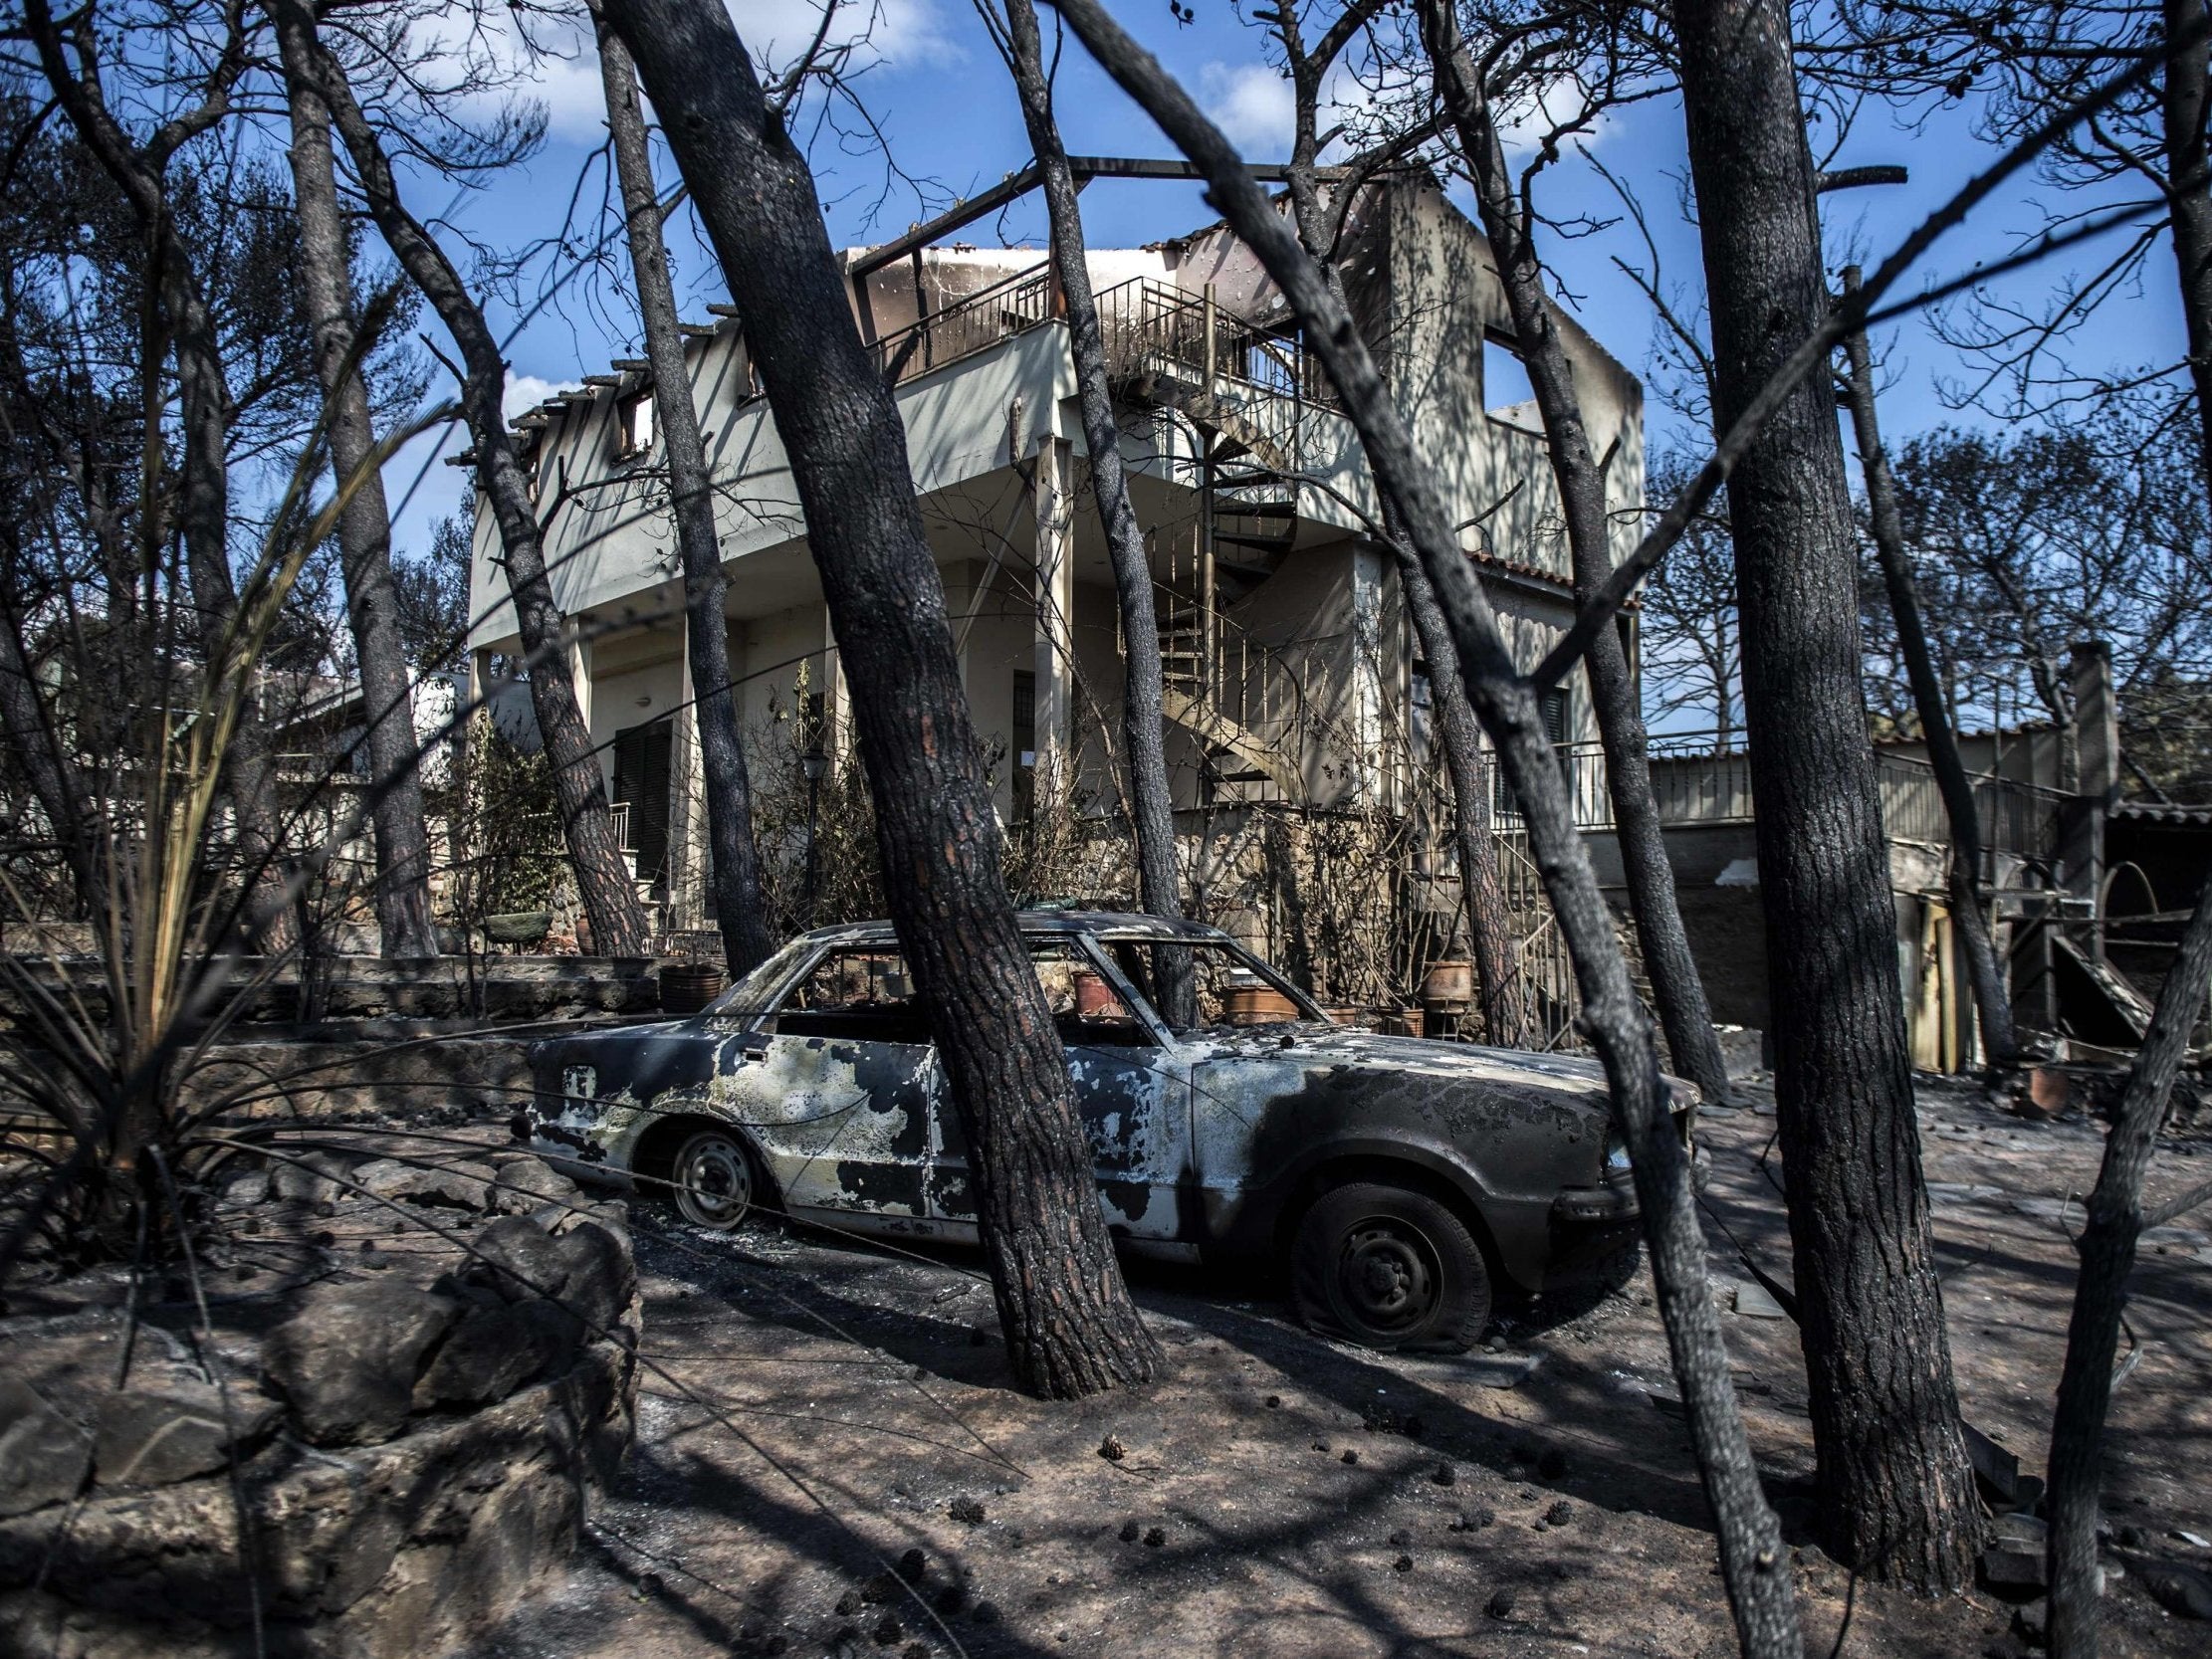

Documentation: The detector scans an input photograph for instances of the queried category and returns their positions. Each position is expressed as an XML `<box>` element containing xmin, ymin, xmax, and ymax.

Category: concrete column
<box><xmin>566</xmin><ymin>631</ymin><xmax>599</xmax><ymax>790</ymax></box>
<box><xmin>1033</xmin><ymin>436</ymin><xmax>1075</xmax><ymax>788</ymax></box>
<box><xmin>1351</xmin><ymin>544</ymin><xmax>1386</xmax><ymax>802</ymax></box>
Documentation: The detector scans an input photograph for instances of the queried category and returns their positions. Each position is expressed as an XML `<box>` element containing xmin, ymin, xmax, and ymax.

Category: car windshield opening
<box><xmin>1105</xmin><ymin>939</ymin><xmax>1323</xmax><ymax>1033</ymax></box>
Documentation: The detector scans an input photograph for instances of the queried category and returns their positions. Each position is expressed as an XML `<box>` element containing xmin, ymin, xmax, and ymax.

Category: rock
<box><xmin>414</xmin><ymin>1298</ymin><xmax>557</xmax><ymax>1408</ymax></box>
<box><xmin>465</xmin><ymin>1215</ymin><xmax>571</xmax><ymax>1304</ymax></box>
<box><xmin>0</xmin><ymin>1377</ymin><xmax>91</xmax><ymax>1516</ymax></box>
<box><xmin>1546</xmin><ymin>1500</ymin><xmax>1574</xmax><ymax>1526</ymax></box>
<box><xmin>217</xmin><ymin>1168</ymin><xmax>270</xmax><ymax>1208</ymax></box>
<box><xmin>351</xmin><ymin>1156</ymin><xmax>494</xmax><ymax>1210</ymax></box>
<box><xmin>490</xmin><ymin>1158</ymin><xmax>580</xmax><ymax>1214</ymax></box>
<box><xmin>553</xmin><ymin>1220</ymin><xmax>636</xmax><ymax>1332</ymax></box>
<box><xmin>92</xmin><ymin>1379</ymin><xmax>280</xmax><ymax>1487</ymax></box>
<box><xmin>2139</xmin><ymin>1560</ymin><xmax>2212</xmax><ymax>1619</ymax></box>
<box><xmin>262</xmin><ymin>1276</ymin><xmax>460</xmax><ymax>1445</ymax></box>
<box><xmin>269</xmin><ymin>1149</ymin><xmax>347</xmax><ymax>1207</ymax></box>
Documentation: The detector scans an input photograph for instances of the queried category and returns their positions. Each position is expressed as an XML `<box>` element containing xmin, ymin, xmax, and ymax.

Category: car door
<box><xmin>926</xmin><ymin>936</ymin><xmax>1192</xmax><ymax>1244</ymax></box>
<box><xmin>742</xmin><ymin>944</ymin><xmax>936</xmax><ymax>1222</ymax></box>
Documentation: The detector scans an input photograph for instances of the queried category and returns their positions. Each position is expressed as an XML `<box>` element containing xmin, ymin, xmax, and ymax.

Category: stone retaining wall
<box><xmin>0</xmin><ymin>1152</ymin><xmax>639</xmax><ymax>1658</ymax></box>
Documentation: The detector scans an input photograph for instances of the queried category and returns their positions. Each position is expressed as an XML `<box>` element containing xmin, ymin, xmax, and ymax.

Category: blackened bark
<box><xmin>996</xmin><ymin>0</ymin><xmax>1191</xmax><ymax>1021</ymax></box>
<box><xmin>2167</xmin><ymin>0</ymin><xmax>2212</xmax><ymax>514</ymax></box>
<box><xmin>1839</xmin><ymin>268</ymin><xmax>2018</xmax><ymax>1067</ymax></box>
<box><xmin>280</xmin><ymin>0</ymin><xmax>648</xmax><ymax>959</ymax></box>
<box><xmin>1420</xmin><ymin>0</ymin><xmax>1728</xmax><ymax>1097</ymax></box>
<box><xmin>1674</xmin><ymin>0</ymin><xmax>1979</xmax><ymax>1589</ymax></box>
<box><xmin>0</xmin><ymin>601</ymin><xmax>102</xmax><ymax>916</ymax></box>
<box><xmin>1385</xmin><ymin>509</ymin><xmax>1529</xmax><ymax>1045</ymax></box>
<box><xmin>1043</xmin><ymin>4</ymin><xmax>1800</xmax><ymax>1651</ymax></box>
<box><xmin>273</xmin><ymin>26</ymin><xmax>438</xmax><ymax>959</ymax></box>
<box><xmin>2046</xmin><ymin>867</ymin><xmax>2212</xmax><ymax>1659</ymax></box>
<box><xmin>1260</xmin><ymin>5</ymin><xmax>1525</xmax><ymax>1047</ymax></box>
<box><xmin>26</xmin><ymin>0</ymin><xmax>293</xmax><ymax>952</ymax></box>
<box><xmin>605</xmin><ymin>0</ymin><xmax>1160</xmax><ymax>1397</ymax></box>
<box><xmin>595</xmin><ymin>19</ymin><xmax>775</xmax><ymax>977</ymax></box>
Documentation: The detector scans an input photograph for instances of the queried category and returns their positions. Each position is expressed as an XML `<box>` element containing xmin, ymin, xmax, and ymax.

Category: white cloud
<box><xmin>502</xmin><ymin>373</ymin><xmax>576</xmax><ymax>425</ymax></box>
<box><xmin>1197</xmin><ymin>62</ymin><xmax>1297</xmax><ymax>158</ymax></box>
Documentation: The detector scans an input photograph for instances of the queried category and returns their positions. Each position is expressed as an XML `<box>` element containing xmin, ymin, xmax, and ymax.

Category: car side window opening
<box><xmin>1028</xmin><ymin>940</ymin><xmax>1152</xmax><ymax>1047</ymax></box>
<box><xmin>1106</xmin><ymin>939</ymin><xmax>1324</xmax><ymax>1033</ymax></box>
<box><xmin>771</xmin><ymin>948</ymin><xmax>930</xmax><ymax>1043</ymax></box>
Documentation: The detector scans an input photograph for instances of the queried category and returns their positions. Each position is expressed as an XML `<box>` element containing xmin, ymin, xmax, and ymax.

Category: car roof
<box><xmin>787</xmin><ymin>911</ymin><xmax>1233</xmax><ymax>948</ymax></box>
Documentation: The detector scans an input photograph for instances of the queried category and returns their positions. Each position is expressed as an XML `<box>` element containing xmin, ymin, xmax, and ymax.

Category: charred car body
<box><xmin>522</xmin><ymin>913</ymin><xmax>1697</xmax><ymax>1351</ymax></box>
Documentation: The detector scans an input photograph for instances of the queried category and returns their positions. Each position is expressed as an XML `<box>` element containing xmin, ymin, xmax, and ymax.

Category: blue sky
<box><xmin>379</xmin><ymin>0</ymin><xmax>2186</xmax><ymax>561</ymax></box>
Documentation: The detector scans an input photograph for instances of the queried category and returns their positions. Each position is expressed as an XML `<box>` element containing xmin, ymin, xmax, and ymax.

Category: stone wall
<box><xmin>0</xmin><ymin>1152</ymin><xmax>638</xmax><ymax>1659</ymax></box>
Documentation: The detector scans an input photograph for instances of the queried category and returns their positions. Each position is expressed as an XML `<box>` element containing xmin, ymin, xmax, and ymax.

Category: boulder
<box><xmin>488</xmin><ymin>1157</ymin><xmax>579</xmax><ymax>1215</ymax></box>
<box><xmin>413</xmin><ymin>1298</ymin><xmax>558</xmax><ymax>1409</ymax></box>
<box><xmin>462</xmin><ymin>1216</ymin><xmax>569</xmax><ymax>1305</ymax></box>
<box><xmin>2139</xmin><ymin>1559</ymin><xmax>2212</xmax><ymax>1620</ymax></box>
<box><xmin>0</xmin><ymin>1378</ymin><xmax>91</xmax><ymax>1517</ymax></box>
<box><xmin>351</xmin><ymin>1156</ymin><xmax>496</xmax><ymax>1211</ymax></box>
<box><xmin>262</xmin><ymin>1278</ymin><xmax>460</xmax><ymax>1446</ymax></box>
<box><xmin>269</xmin><ymin>1149</ymin><xmax>348</xmax><ymax>1208</ymax></box>
<box><xmin>92</xmin><ymin>1380</ymin><xmax>281</xmax><ymax>1488</ymax></box>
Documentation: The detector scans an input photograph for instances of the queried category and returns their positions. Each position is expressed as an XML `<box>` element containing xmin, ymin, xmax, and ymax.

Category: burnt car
<box><xmin>521</xmin><ymin>912</ymin><xmax>1696</xmax><ymax>1352</ymax></box>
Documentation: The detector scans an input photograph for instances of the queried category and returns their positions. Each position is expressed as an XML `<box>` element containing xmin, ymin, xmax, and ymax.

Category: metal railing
<box><xmin>868</xmin><ymin>262</ymin><xmax>1054</xmax><ymax>386</ymax></box>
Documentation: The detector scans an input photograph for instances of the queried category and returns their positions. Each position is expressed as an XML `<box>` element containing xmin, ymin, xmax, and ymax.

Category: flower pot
<box><xmin>659</xmin><ymin>962</ymin><xmax>726</xmax><ymax>1015</ymax></box>
<box><xmin>1221</xmin><ymin>983</ymin><xmax>1299</xmax><ymax>1024</ymax></box>
<box><xmin>1419</xmin><ymin>959</ymin><xmax>1473</xmax><ymax>1010</ymax></box>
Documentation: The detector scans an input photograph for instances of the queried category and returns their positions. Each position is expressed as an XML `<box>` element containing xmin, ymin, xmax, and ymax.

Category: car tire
<box><xmin>669</xmin><ymin>1128</ymin><xmax>757</xmax><ymax>1231</ymax></box>
<box><xmin>1291</xmin><ymin>1182</ymin><xmax>1490</xmax><ymax>1353</ymax></box>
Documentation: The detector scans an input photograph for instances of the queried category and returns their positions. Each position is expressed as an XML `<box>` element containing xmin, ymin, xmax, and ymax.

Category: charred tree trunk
<box><xmin>27</xmin><ymin>0</ymin><xmax>293</xmax><ymax>953</ymax></box>
<box><xmin>273</xmin><ymin>31</ymin><xmax>438</xmax><ymax>959</ymax></box>
<box><xmin>997</xmin><ymin>0</ymin><xmax>1191</xmax><ymax>1021</ymax></box>
<box><xmin>2166</xmin><ymin>0</ymin><xmax>2212</xmax><ymax>501</ymax></box>
<box><xmin>1044</xmin><ymin>4</ymin><xmax>1801</xmax><ymax>1651</ymax></box>
<box><xmin>2046</xmin><ymin>869</ymin><xmax>2212</xmax><ymax>1659</ymax></box>
<box><xmin>595</xmin><ymin>19</ymin><xmax>775</xmax><ymax>977</ymax></box>
<box><xmin>605</xmin><ymin>0</ymin><xmax>1160</xmax><ymax>1397</ymax></box>
<box><xmin>0</xmin><ymin>599</ymin><xmax>103</xmax><ymax>918</ymax></box>
<box><xmin>1838</xmin><ymin>268</ymin><xmax>2018</xmax><ymax>1068</ymax></box>
<box><xmin>1385</xmin><ymin>508</ymin><xmax>1529</xmax><ymax>1045</ymax></box>
<box><xmin>278</xmin><ymin>0</ymin><xmax>648</xmax><ymax>959</ymax></box>
<box><xmin>1259</xmin><ymin>10</ymin><xmax>1526</xmax><ymax>1046</ymax></box>
<box><xmin>1673</xmin><ymin>0</ymin><xmax>1979</xmax><ymax>1589</ymax></box>
<box><xmin>1420</xmin><ymin>0</ymin><xmax>1728</xmax><ymax>1096</ymax></box>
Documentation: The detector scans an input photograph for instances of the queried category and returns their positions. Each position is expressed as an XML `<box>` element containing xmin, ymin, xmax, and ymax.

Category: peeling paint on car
<box><xmin>523</xmin><ymin>912</ymin><xmax>1679</xmax><ymax>1295</ymax></box>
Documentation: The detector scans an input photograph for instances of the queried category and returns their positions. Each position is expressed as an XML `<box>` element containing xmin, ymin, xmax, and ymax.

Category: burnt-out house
<box><xmin>466</xmin><ymin>170</ymin><xmax>1645</xmax><ymax>1043</ymax></box>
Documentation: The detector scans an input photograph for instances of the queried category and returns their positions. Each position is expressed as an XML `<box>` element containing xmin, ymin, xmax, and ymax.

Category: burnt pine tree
<box><xmin>1837</xmin><ymin>266</ymin><xmax>2019</xmax><ymax>1068</ymax></box>
<box><xmin>592</xmin><ymin>13</ymin><xmax>776</xmax><ymax>977</ymax></box>
<box><xmin>276</xmin><ymin>0</ymin><xmax>649</xmax><ymax>958</ymax></box>
<box><xmin>1673</xmin><ymin>0</ymin><xmax>1980</xmax><ymax>1589</ymax></box>
<box><xmin>990</xmin><ymin>0</ymin><xmax>1193</xmax><ymax>1022</ymax></box>
<box><xmin>1262</xmin><ymin>0</ymin><xmax>1531</xmax><ymax>1047</ymax></box>
<box><xmin>1044</xmin><ymin>3</ymin><xmax>1803</xmax><ymax>1653</ymax></box>
<box><xmin>2046</xmin><ymin>866</ymin><xmax>2212</xmax><ymax>1655</ymax></box>
<box><xmin>1419</xmin><ymin>0</ymin><xmax>1732</xmax><ymax>1096</ymax></box>
<box><xmin>272</xmin><ymin>14</ymin><xmax>438</xmax><ymax>959</ymax></box>
<box><xmin>27</xmin><ymin>0</ymin><xmax>295</xmax><ymax>951</ymax></box>
<box><xmin>601</xmin><ymin>0</ymin><xmax>1161</xmax><ymax>1398</ymax></box>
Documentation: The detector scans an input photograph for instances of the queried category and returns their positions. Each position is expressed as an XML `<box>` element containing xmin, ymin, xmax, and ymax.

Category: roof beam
<box><xmin>845</xmin><ymin>156</ymin><xmax>1348</xmax><ymax>280</ymax></box>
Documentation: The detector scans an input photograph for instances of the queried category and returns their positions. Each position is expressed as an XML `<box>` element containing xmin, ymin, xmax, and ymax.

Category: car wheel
<box><xmin>1291</xmin><ymin>1182</ymin><xmax>1490</xmax><ymax>1352</ymax></box>
<box><xmin>670</xmin><ymin>1128</ymin><xmax>756</xmax><ymax>1230</ymax></box>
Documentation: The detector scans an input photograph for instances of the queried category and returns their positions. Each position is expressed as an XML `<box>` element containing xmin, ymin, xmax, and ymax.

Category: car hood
<box><xmin>1186</xmin><ymin>1024</ymin><xmax>1616</xmax><ymax>1093</ymax></box>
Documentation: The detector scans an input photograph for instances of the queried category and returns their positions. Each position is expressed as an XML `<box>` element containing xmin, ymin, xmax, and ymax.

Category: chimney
<box><xmin>2070</xmin><ymin>640</ymin><xmax>2118</xmax><ymax>806</ymax></box>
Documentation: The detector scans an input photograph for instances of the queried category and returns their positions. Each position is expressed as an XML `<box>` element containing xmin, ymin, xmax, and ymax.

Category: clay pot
<box><xmin>1221</xmin><ymin>982</ymin><xmax>1299</xmax><ymax>1024</ymax></box>
<box><xmin>1419</xmin><ymin>959</ymin><xmax>1473</xmax><ymax>1010</ymax></box>
<box><xmin>1072</xmin><ymin>970</ymin><xmax>1120</xmax><ymax>1018</ymax></box>
<box><xmin>1379</xmin><ymin>1006</ymin><xmax>1427</xmax><ymax>1039</ymax></box>
<box><xmin>659</xmin><ymin>962</ymin><xmax>726</xmax><ymax>1015</ymax></box>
